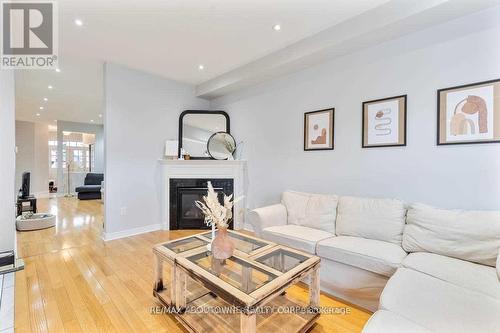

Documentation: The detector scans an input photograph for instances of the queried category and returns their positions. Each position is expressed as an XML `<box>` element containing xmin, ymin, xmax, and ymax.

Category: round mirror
<box><xmin>207</xmin><ymin>132</ymin><xmax>236</xmax><ymax>160</ymax></box>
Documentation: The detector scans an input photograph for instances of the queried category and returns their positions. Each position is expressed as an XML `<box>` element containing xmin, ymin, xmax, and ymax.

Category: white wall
<box><xmin>15</xmin><ymin>121</ymin><xmax>49</xmax><ymax>196</ymax></box>
<box><xmin>15</xmin><ymin>121</ymin><xmax>34</xmax><ymax>194</ymax></box>
<box><xmin>104</xmin><ymin>63</ymin><xmax>209</xmax><ymax>238</ymax></box>
<box><xmin>0</xmin><ymin>70</ymin><xmax>16</xmax><ymax>253</ymax></box>
<box><xmin>33</xmin><ymin>123</ymin><xmax>49</xmax><ymax>195</ymax></box>
<box><xmin>212</xmin><ymin>21</ymin><xmax>500</xmax><ymax>211</ymax></box>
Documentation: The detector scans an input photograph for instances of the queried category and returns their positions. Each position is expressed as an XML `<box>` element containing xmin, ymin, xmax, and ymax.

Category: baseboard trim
<box><xmin>243</xmin><ymin>222</ymin><xmax>254</xmax><ymax>232</ymax></box>
<box><xmin>33</xmin><ymin>191</ymin><xmax>50</xmax><ymax>198</ymax></box>
<box><xmin>102</xmin><ymin>223</ymin><xmax>161</xmax><ymax>241</ymax></box>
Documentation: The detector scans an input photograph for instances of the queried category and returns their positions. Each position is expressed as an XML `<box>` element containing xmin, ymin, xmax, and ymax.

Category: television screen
<box><xmin>21</xmin><ymin>172</ymin><xmax>30</xmax><ymax>198</ymax></box>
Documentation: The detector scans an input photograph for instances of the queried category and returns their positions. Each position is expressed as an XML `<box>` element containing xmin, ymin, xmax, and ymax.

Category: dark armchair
<box><xmin>75</xmin><ymin>173</ymin><xmax>104</xmax><ymax>200</ymax></box>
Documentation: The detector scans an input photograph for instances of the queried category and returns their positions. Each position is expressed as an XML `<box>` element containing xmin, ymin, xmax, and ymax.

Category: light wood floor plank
<box><xmin>24</xmin><ymin>257</ymin><xmax>49</xmax><ymax>333</ymax></box>
<box><xmin>14</xmin><ymin>268</ymin><xmax>31</xmax><ymax>333</ymax></box>
<box><xmin>33</xmin><ymin>256</ymin><xmax>66</xmax><ymax>332</ymax></box>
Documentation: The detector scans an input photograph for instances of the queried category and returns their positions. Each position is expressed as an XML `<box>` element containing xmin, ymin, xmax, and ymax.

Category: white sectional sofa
<box><xmin>248</xmin><ymin>191</ymin><xmax>500</xmax><ymax>333</ymax></box>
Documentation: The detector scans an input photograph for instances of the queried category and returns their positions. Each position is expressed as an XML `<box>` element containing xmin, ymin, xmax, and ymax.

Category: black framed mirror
<box><xmin>178</xmin><ymin>110</ymin><xmax>230</xmax><ymax>159</ymax></box>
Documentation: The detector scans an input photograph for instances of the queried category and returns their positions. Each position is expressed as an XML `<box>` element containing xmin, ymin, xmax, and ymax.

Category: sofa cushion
<box><xmin>362</xmin><ymin>310</ymin><xmax>432</xmax><ymax>333</ymax></box>
<box><xmin>75</xmin><ymin>185</ymin><xmax>101</xmax><ymax>193</ymax></box>
<box><xmin>261</xmin><ymin>225</ymin><xmax>333</xmax><ymax>253</ymax></box>
<box><xmin>403</xmin><ymin>203</ymin><xmax>500</xmax><ymax>266</ymax></box>
<box><xmin>403</xmin><ymin>252</ymin><xmax>500</xmax><ymax>298</ymax></box>
<box><xmin>336</xmin><ymin>196</ymin><xmax>406</xmax><ymax>245</ymax></box>
<box><xmin>380</xmin><ymin>268</ymin><xmax>500</xmax><ymax>333</ymax></box>
<box><xmin>281</xmin><ymin>191</ymin><xmax>338</xmax><ymax>233</ymax></box>
<box><xmin>316</xmin><ymin>236</ymin><xmax>407</xmax><ymax>277</ymax></box>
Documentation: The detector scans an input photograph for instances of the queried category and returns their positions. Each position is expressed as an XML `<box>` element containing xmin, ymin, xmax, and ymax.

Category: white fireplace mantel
<box><xmin>159</xmin><ymin>159</ymin><xmax>248</xmax><ymax>230</ymax></box>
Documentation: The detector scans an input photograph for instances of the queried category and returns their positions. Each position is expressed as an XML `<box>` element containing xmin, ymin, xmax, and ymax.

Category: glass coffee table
<box><xmin>153</xmin><ymin>230</ymin><xmax>321</xmax><ymax>333</ymax></box>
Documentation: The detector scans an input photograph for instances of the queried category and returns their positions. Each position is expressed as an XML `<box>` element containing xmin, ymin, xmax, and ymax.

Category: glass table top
<box><xmin>256</xmin><ymin>248</ymin><xmax>309</xmax><ymax>273</ymax></box>
<box><xmin>187</xmin><ymin>250</ymin><xmax>277</xmax><ymax>294</ymax></box>
<box><xmin>163</xmin><ymin>236</ymin><xmax>208</xmax><ymax>254</ymax></box>
<box><xmin>200</xmin><ymin>230</ymin><xmax>269</xmax><ymax>254</ymax></box>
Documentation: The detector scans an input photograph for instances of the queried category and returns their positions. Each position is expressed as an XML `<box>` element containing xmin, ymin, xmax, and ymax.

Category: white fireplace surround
<box><xmin>159</xmin><ymin>159</ymin><xmax>248</xmax><ymax>230</ymax></box>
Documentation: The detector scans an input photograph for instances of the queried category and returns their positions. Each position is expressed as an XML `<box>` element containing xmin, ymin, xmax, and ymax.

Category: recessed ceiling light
<box><xmin>98</xmin><ymin>114</ymin><xmax>102</xmax><ymax>118</ymax></box>
<box><xmin>55</xmin><ymin>68</ymin><xmax>61</xmax><ymax>73</ymax></box>
<box><xmin>273</xmin><ymin>24</ymin><xmax>281</xmax><ymax>31</ymax></box>
<box><xmin>43</xmin><ymin>97</ymin><xmax>48</xmax><ymax>102</ymax></box>
<box><xmin>48</xmin><ymin>85</ymin><xmax>53</xmax><ymax>89</ymax></box>
<box><xmin>90</xmin><ymin>119</ymin><xmax>94</xmax><ymax>123</ymax></box>
<box><xmin>36</xmin><ymin>113</ymin><xmax>40</xmax><ymax>116</ymax></box>
<box><xmin>74</xmin><ymin>19</ymin><xmax>83</xmax><ymax>26</ymax></box>
<box><xmin>39</xmin><ymin>106</ymin><xmax>44</xmax><ymax>110</ymax></box>
<box><xmin>198</xmin><ymin>64</ymin><xmax>204</xmax><ymax>70</ymax></box>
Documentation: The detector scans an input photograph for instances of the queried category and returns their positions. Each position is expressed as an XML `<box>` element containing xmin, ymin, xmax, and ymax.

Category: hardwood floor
<box><xmin>15</xmin><ymin>197</ymin><xmax>371</xmax><ymax>332</ymax></box>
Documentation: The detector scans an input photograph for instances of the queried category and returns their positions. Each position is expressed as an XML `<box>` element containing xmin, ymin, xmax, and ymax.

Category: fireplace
<box><xmin>169</xmin><ymin>178</ymin><xmax>234</xmax><ymax>230</ymax></box>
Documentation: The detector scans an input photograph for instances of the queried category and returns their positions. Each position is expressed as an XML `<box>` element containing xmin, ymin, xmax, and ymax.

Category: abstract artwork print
<box><xmin>304</xmin><ymin>108</ymin><xmax>334</xmax><ymax>150</ymax></box>
<box><xmin>438</xmin><ymin>79</ymin><xmax>500</xmax><ymax>145</ymax></box>
<box><xmin>363</xmin><ymin>95</ymin><xmax>406</xmax><ymax>148</ymax></box>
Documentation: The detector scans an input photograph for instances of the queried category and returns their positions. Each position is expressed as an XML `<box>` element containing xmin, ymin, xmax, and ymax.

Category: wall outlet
<box><xmin>120</xmin><ymin>207</ymin><xmax>127</xmax><ymax>216</ymax></box>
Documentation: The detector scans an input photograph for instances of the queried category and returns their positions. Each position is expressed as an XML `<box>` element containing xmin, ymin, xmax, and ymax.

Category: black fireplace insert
<box><xmin>170</xmin><ymin>178</ymin><xmax>234</xmax><ymax>230</ymax></box>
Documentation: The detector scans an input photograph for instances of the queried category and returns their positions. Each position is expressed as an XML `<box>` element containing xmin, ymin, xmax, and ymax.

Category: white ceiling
<box><xmin>199</xmin><ymin>0</ymin><xmax>500</xmax><ymax>98</ymax></box>
<box><xmin>58</xmin><ymin>0</ymin><xmax>391</xmax><ymax>84</ymax></box>
<box><xmin>15</xmin><ymin>0</ymin><xmax>390</xmax><ymax>124</ymax></box>
<box><xmin>15</xmin><ymin>0</ymin><xmax>499</xmax><ymax>123</ymax></box>
<box><xmin>15</xmin><ymin>57</ymin><xmax>103</xmax><ymax>124</ymax></box>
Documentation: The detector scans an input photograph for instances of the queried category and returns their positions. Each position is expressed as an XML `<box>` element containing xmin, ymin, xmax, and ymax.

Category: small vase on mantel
<box><xmin>211</xmin><ymin>226</ymin><xmax>234</xmax><ymax>260</ymax></box>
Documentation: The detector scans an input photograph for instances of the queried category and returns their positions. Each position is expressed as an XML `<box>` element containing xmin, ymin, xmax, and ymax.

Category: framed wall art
<box><xmin>437</xmin><ymin>79</ymin><xmax>500</xmax><ymax>145</ymax></box>
<box><xmin>304</xmin><ymin>108</ymin><xmax>334</xmax><ymax>151</ymax></box>
<box><xmin>362</xmin><ymin>95</ymin><xmax>407</xmax><ymax>148</ymax></box>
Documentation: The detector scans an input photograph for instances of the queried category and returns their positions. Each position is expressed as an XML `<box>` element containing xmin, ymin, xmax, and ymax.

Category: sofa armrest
<box><xmin>248</xmin><ymin>204</ymin><xmax>287</xmax><ymax>237</ymax></box>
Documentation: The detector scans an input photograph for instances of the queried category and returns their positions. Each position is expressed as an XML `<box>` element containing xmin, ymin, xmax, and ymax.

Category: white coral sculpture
<box><xmin>195</xmin><ymin>181</ymin><xmax>241</xmax><ymax>228</ymax></box>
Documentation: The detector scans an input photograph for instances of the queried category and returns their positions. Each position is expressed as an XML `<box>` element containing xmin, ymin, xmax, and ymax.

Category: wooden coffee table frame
<box><xmin>196</xmin><ymin>230</ymin><xmax>277</xmax><ymax>258</ymax></box>
<box><xmin>153</xmin><ymin>231</ymin><xmax>321</xmax><ymax>333</ymax></box>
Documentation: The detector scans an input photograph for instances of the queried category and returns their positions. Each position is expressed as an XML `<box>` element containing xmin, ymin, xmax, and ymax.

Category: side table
<box><xmin>17</xmin><ymin>196</ymin><xmax>37</xmax><ymax>216</ymax></box>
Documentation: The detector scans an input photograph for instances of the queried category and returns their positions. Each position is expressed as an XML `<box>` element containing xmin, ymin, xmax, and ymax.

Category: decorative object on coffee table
<box><xmin>195</xmin><ymin>181</ymin><xmax>240</xmax><ymax>259</ymax></box>
<box><xmin>210</xmin><ymin>225</ymin><xmax>235</xmax><ymax>260</ymax></box>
